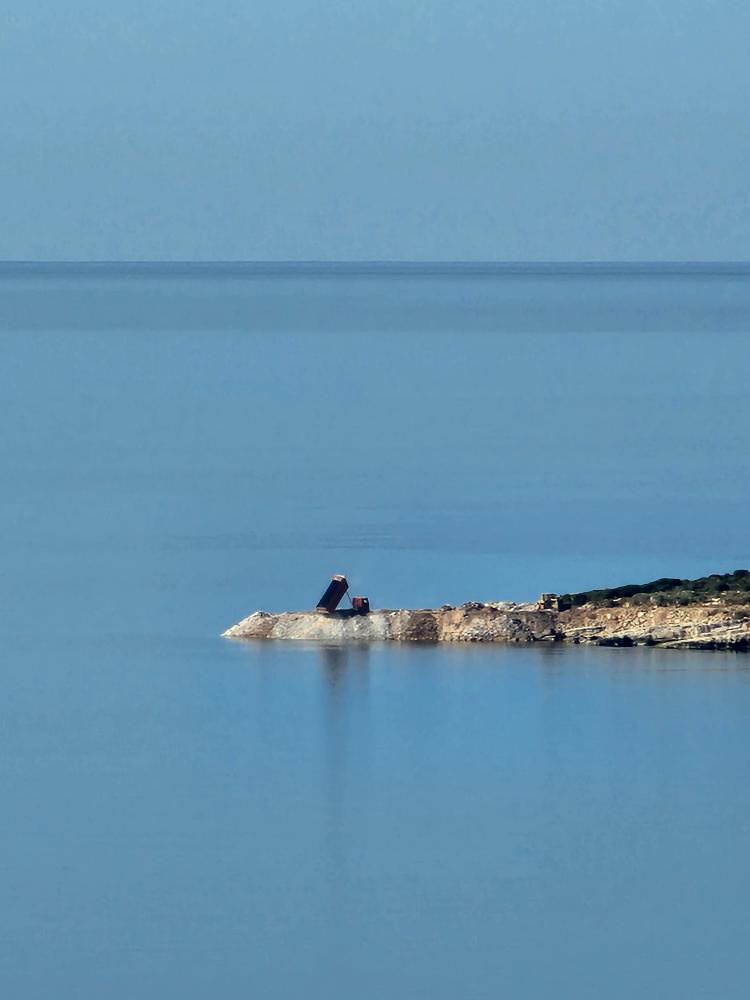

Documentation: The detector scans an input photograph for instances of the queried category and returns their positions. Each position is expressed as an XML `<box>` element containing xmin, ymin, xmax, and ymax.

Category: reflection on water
<box><xmin>320</xmin><ymin>644</ymin><xmax>370</xmax><ymax>691</ymax></box>
<box><xmin>319</xmin><ymin>645</ymin><xmax>371</xmax><ymax>875</ymax></box>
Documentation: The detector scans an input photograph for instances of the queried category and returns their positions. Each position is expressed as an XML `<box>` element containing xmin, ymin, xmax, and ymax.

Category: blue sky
<box><xmin>2</xmin><ymin>0</ymin><xmax>748</xmax><ymax>260</ymax></box>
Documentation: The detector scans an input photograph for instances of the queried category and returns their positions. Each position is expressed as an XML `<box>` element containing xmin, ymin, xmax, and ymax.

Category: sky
<box><xmin>1</xmin><ymin>0</ymin><xmax>749</xmax><ymax>261</ymax></box>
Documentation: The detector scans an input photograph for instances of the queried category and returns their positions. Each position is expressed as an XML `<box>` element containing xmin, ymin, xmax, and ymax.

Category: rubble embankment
<box><xmin>222</xmin><ymin>603</ymin><xmax>557</xmax><ymax>645</ymax></box>
<box><xmin>223</xmin><ymin>591</ymin><xmax>750</xmax><ymax>651</ymax></box>
<box><xmin>224</xmin><ymin>571</ymin><xmax>750</xmax><ymax>650</ymax></box>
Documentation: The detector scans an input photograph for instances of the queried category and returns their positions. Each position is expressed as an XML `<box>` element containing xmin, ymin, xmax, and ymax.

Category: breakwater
<box><xmin>223</xmin><ymin>596</ymin><xmax>750</xmax><ymax>651</ymax></box>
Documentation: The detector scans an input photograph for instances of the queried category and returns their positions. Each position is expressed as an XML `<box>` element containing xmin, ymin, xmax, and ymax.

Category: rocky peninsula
<box><xmin>223</xmin><ymin>570</ymin><xmax>750</xmax><ymax>652</ymax></box>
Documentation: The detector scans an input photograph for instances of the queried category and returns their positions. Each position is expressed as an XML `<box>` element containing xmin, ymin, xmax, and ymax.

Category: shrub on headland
<box><xmin>560</xmin><ymin>569</ymin><xmax>750</xmax><ymax>608</ymax></box>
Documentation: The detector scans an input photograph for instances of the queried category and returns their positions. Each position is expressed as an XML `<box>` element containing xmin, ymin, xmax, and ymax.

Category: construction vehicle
<box><xmin>315</xmin><ymin>575</ymin><xmax>370</xmax><ymax>615</ymax></box>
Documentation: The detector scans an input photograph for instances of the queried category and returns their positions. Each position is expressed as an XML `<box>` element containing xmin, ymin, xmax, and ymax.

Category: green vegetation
<box><xmin>561</xmin><ymin>569</ymin><xmax>750</xmax><ymax>608</ymax></box>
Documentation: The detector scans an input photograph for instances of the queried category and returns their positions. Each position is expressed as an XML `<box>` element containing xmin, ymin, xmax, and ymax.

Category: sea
<box><xmin>1</xmin><ymin>263</ymin><xmax>750</xmax><ymax>998</ymax></box>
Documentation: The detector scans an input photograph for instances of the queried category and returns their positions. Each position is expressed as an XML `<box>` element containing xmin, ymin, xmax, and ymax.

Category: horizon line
<box><xmin>2</xmin><ymin>260</ymin><xmax>750</xmax><ymax>275</ymax></box>
<box><xmin>1</xmin><ymin>258</ymin><xmax>750</xmax><ymax>265</ymax></box>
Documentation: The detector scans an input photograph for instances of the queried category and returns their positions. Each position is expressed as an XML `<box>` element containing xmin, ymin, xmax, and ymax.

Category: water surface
<box><xmin>1</xmin><ymin>264</ymin><xmax>749</xmax><ymax>998</ymax></box>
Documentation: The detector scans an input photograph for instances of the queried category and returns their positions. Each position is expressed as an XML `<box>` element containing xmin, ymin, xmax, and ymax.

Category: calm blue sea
<box><xmin>1</xmin><ymin>264</ymin><xmax>750</xmax><ymax>999</ymax></box>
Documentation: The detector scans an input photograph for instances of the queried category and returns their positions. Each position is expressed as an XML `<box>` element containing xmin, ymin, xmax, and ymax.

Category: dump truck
<box><xmin>315</xmin><ymin>575</ymin><xmax>370</xmax><ymax>615</ymax></box>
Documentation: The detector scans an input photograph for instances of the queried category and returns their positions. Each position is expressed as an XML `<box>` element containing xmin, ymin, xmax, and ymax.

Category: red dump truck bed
<box><xmin>316</xmin><ymin>575</ymin><xmax>349</xmax><ymax>613</ymax></box>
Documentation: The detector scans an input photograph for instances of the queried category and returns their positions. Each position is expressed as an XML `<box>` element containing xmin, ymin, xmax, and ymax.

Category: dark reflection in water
<box><xmin>320</xmin><ymin>644</ymin><xmax>367</xmax><ymax>691</ymax></box>
<box><xmin>319</xmin><ymin>645</ymin><xmax>371</xmax><ymax>878</ymax></box>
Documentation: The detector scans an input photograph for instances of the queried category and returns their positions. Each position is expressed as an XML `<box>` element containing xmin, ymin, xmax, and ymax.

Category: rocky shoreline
<box><xmin>223</xmin><ymin>592</ymin><xmax>750</xmax><ymax>651</ymax></box>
